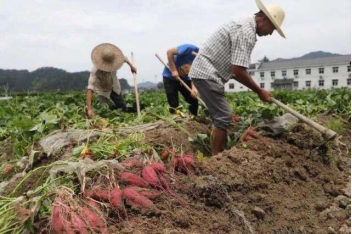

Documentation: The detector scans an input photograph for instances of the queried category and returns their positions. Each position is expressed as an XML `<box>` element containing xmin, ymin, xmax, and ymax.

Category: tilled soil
<box><xmin>115</xmin><ymin>123</ymin><xmax>351</xmax><ymax>234</ymax></box>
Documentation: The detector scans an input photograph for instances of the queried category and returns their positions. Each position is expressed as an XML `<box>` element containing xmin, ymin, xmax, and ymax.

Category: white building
<box><xmin>225</xmin><ymin>55</ymin><xmax>351</xmax><ymax>92</ymax></box>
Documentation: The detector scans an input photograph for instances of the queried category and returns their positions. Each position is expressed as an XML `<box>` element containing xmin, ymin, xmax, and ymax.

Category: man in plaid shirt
<box><xmin>189</xmin><ymin>0</ymin><xmax>286</xmax><ymax>155</ymax></box>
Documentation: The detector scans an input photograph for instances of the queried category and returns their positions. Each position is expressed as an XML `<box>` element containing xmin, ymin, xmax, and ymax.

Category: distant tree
<box><xmin>0</xmin><ymin>68</ymin><xmax>135</xmax><ymax>93</ymax></box>
<box><xmin>157</xmin><ymin>82</ymin><xmax>164</xmax><ymax>90</ymax></box>
<box><xmin>119</xmin><ymin>78</ymin><xmax>131</xmax><ymax>91</ymax></box>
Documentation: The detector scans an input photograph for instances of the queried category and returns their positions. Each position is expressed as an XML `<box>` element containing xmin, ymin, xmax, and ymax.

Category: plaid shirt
<box><xmin>189</xmin><ymin>16</ymin><xmax>257</xmax><ymax>85</ymax></box>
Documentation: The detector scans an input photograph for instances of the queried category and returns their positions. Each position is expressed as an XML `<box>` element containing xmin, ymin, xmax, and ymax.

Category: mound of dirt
<box><xmin>145</xmin><ymin>120</ymin><xmax>211</xmax><ymax>153</ymax></box>
<box><xmin>114</xmin><ymin>124</ymin><xmax>351</xmax><ymax>234</ymax></box>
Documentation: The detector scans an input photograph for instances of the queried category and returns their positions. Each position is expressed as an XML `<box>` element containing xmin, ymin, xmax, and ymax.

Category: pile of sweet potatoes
<box><xmin>51</xmin><ymin>153</ymin><xmax>196</xmax><ymax>233</ymax></box>
<box><xmin>51</xmin><ymin>193</ymin><xmax>108</xmax><ymax>234</ymax></box>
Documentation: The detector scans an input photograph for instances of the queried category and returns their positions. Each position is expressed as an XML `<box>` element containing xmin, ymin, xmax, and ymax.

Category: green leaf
<box><xmin>72</xmin><ymin>145</ymin><xmax>85</xmax><ymax>158</ymax></box>
<box><xmin>41</xmin><ymin>112</ymin><xmax>59</xmax><ymax>124</ymax></box>
<box><xmin>197</xmin><ymin>134</ymin><xmax>208</xmax><ymax>142</ymax></box>
<box><xmin>24</xmin><ymin>219</ymin><xmax>35</xmax><ymax>233</ymax></box>
<box><xmin>29</xmin><ymin>150</ymin><xmax>40</xmax><ymax>167</ymax></box>
<box><xmin>188</xmin><ymin>137</ymin><xmax>195</xmax><ymax>143</ymax></box>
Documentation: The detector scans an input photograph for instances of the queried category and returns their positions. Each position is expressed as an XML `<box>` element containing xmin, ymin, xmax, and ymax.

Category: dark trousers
<box><xmin>163</xmin><ymin>77</ymin><xmax>198</xmax><ymax>116</ymax></box>
<box><xmin>98</xmin><ymin>91</ymin><xmax>126</xmax><ymax>111</ymax></box>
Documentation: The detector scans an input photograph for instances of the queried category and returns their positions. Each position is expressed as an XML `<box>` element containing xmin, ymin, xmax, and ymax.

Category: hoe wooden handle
<box><xmin>272</xmin><ymin>98</ymin><xmax>337</xmax><ymax>140</ymax></box>
<box><xmin>131</xmin><ymin>52</ymin><xmax>141</xmax><ymax>118</ymax></box>
<box><xmin>155</xmin><ymin>53</ymin><xmax>207</xmax><ymax>107</ymax></box>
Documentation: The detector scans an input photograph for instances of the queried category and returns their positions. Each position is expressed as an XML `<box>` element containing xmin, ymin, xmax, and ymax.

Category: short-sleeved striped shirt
<box><xmin>189</xmin><ymin>16</ymin><xmax>257</xmax><ymax>85</ymax></box>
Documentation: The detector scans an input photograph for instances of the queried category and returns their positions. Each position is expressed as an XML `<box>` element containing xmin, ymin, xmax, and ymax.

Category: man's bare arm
<box><xmin>124</xmin><ymin>57</ymin><xmax>137</xmax><ymax>74</ymax></box>
<box><xmin>167</xmin><ymin>47</ymin><xmax>179</xmax><ymax>78</ymax></box>
<box><xmin>86</xmin><ymin>89</ymin><xmax>96</xmax><ymax>118</ymax></box>
<box><xmin>232</xmin><ymin>65</ymin><xmax>272</xmax><ymax>102</ymax></box>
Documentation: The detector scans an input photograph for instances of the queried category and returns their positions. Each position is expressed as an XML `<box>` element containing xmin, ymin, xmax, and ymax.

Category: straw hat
<box><xmin>91</xmin><ymin>43</ymin><xmax>125</xmax><ymax>72</ymax></box>
<box><xmin>255</xmin><ymin>0</ymin><xmax>286</xmax><ymax>38</ymax></box>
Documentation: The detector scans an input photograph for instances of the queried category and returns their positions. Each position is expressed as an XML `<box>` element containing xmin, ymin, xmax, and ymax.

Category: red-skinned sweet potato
<box><xmin>128</xmin><ymin>186</ymin><xmax>161</xmax><ymax>200</ymax></box>
<box><xmin>142</xmin><ymin>166</ymin><xmax>159</xmax><ymax>187</ymax></box>
<box><xmin>110</xmin><ymin>187</ymin><xmax>123</xmax><ymax>208</ymax></box>
<box><xmin>151</xmin><ymin>162</ymin><xmax>166</xmax><ymax>174</ymax></box>
<box><xmin>85</xmin><ymin>189</ymin><xmax>110</xmax><ymax>202</ymax></box>
<box><xmin>123</xmin><ymin>187</ymin><xmax>155</xmax><ymax>209</ymax></box>
<box><xmin>51</xmin><ymin>203</ymin><xmax>64</xmax><ymax>234</ymax></box>
<box><xmin>247</xmin><ymin>127</ymin><xmax>260</xmax><ymax>139</ymax></box>
<box><xmin>122</xmin><ymin>158</ymin><xmax>143</xmax><ymax>168</ymax></box>
<box><xmin>71</xmin><ymin>211</ymin><xmax>89</xmax><ymax>234</ymax></box>
<box><xmin>120</xmin><ymin>172</ymin><xmax>149</xmax><ymax>188</ymax></box>
<box><xmin>81</xmin><ymin>207</ymin><xmax>108</xmax><ymax>234</ymax></box>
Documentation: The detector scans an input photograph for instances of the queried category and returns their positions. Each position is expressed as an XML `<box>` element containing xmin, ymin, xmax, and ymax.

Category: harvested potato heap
<box><xmin>50</xmin><ymin>152</ymin><xmax>195</xmax><ymax>234</ymax></box>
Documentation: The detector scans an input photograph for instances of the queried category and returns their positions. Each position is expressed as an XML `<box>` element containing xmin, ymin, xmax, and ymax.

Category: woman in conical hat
<box><xmin>86</xmin><ymin>43</ymin><xmax>137</xmax><ymax>119</ymax></box>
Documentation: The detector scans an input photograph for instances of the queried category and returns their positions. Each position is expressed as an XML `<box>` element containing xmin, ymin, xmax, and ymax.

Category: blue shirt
<box><xmin>162</xmin><ymin>44</ymin><xmax>199</xmax><ymax>81</ymax></box>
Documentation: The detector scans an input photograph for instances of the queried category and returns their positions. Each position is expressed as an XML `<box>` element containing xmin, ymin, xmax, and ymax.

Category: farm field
<box><xmin>0</xmin><ymin>88</ymin><xmax>351</xmax><ymax>234</ymax></box>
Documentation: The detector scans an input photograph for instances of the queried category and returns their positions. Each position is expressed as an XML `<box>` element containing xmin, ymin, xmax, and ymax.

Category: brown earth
<box><xmin>145</xmin><ymin>120</ymin><xmax>212</xmax><ymax>154</ymax></box>
<box><xmin>113</xmin><ymin>122</ymin><xmax>351</xmax><ymax>234</ymax></box>
<box><xmin>20</xmin><ymin>118</ymin><xmax>350</xmax><ymax>234</ymax></box>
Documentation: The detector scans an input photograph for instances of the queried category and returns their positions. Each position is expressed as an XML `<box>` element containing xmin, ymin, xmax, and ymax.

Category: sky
<box><xmin>0</xmin><ymin>0</ymin><xmax>351</xmax><ymax>85</ymax></box>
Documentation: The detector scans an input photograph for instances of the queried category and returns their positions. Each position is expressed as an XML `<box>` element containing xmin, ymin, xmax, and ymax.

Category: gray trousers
<box><xmin>192</xmin><ymin>79</ymin><xmax>232</xmax><ymax>130</ymax></box>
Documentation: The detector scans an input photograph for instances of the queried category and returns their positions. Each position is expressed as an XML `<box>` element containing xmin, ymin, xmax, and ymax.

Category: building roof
<box><xmin>273</xmin><ymin>79</ymin><xmax>294</xmax><ymax>85</ymax></box>
<box><xmin>255</xmin><ymin>55</ymin><xmax>351</xmax><ymax>71</ymax></box>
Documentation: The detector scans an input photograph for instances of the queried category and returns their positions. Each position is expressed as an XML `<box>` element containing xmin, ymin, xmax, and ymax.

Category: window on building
<box><xmin>260</xmin><ymin>72</ymin><xmax>265</xmax><ymax>78</ymax></box>
<box><xmin>229</xmin><ymin>83</ymin><xmax>235</xmax><ymax>89</ymax></box>
<box><xmin>332</xmin><ymin>79</ymin><xmax>338</xmax><ymax>86</ymax></box>
<box><xmin>271</xmin><ymin>71</ymin><xmax>275</xmax><ymax>78</ymax></box>
<box><xmin>294</xmin><ymin>82</ymin><xmax>299</xmax><ymax>88</ymax></box>
<box><xmin>348</xmin><ymin>66</ymin><xmax>351</xmax><ymax>72</ymax></box>
<box><xmin>306</xmin><ymin>69</ymin><xmax>311</xmax><ymax>75</ymax></box>
<box><xmin>306</xmin><ymin>81</ymin><xmax>311</xmax><ymax>88</ymax></box>
<box><xmin>347</xmin><ymin>79</ymin><xmax>351</xmax><ymax>86</ymax></box>
<box><xmin>260</xmin><ymin>83</ymin><xmax>265</xmax><ymax>88</ymax></box>
<box><xmin>270</xmin><ymin>83</ymin><xmax>274</xmax><ymax>88</ymax></box>
<box><xmin>319</xmin><ymin>80</ymin><xmax>324</xmax><ymax>87</ymax></box>
<box><xmin>282</xmin><ymin>70</ymin><xmax>287</xmax><ymax>77</ymax></box>
<box><xmin>333</xmin><ymin>67</ymin><xmax>339</xmax><ymax>73</ymax></box>
<box><xmin>240</xmin><ymin>86</ymin><xmax>243</xmax><ymax>89</ymax></box>
<box><xmin>249</xmin><ymin>71</ymin><xmax>255</xmax><ymax>76</ymax></box>
<box><xmin>319</xmin><ymin>68</ymin><xmax>325</xmax><ymax>74</ymax></box>
<box><xmin>294</xmin><ymin>70</ymin><xmax>299</xmax><ymax>76</ymax></box>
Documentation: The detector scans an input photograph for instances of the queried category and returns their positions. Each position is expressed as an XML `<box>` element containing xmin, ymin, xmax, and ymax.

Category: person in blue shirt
<box><xmin>162</xmin><ymin>44</ymin><xmax>199</xmax><ymax>116</ymax></box>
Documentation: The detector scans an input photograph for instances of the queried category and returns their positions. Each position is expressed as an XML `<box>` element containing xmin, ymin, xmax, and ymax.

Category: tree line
<box><xmin>0</xmin><ymin>67</ymin><xmax>131</xmax><ymax>94</ymax></box>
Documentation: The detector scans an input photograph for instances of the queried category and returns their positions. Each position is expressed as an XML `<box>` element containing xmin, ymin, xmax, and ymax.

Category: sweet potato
<box><xmin>110</xmin><ymin>187</ymin><xmax>123</xmax><ymax>208</ymax></box>
<box><xmin>142</xmin><ymin>166</ymin><xmax>159</xmax><ymax>187</ymax></box>
<box><xmin>169</xmin><ymin>157</ymin><xmax>179</xmax><ymax>172</ymax></box>
<box><xmin>51</xmin><ymin>203</ymin><xmax>64</xmax><ymax>234</ymax></box>
<box><xmin>247</xmin><ymin>127</ymin><xmax>260</xmax><ymax>139</ymax></box>
<box><xmin>71</xmin><ymin>211</ymin><xmax>89</xmax><ymax>234</ymax></box>
<box><xmin>178</xmin><ymin>154</ymin><xmax>195</xmax><ymax>173</ymax></box>
<box><xmin>232</xmin><ymin>114</ymin><xmax>241</xmax><ymax>122</ymax></box>
<box><xmin>244</xmin><ymin>135</ymin><xmax>253</xmax><ymax>142</ymax></box>
<box><xmin>123</xmin><ymin>187</ymin><xmax>155</xmax><ymax>209</ymax></box>
<box><xmin>120</xmin><ymin>172</ymin><xmax>149</xmax><ymax>188</ymax></box>
<box><xmin>85</xmin><ymin>189</ymin><xmax>110</xmax><ymax>202</ymax></box>
<box><xmin>86</xmin><ymin>199</ymin><xmax>101</xmax><ymax>210</ymax></box>
<box><xmin>129</xmin><ymin>186</ymin><xmax>161</xmax><ymax>200</ymax></box>
<box><xmin>122</xmin><ymin>158</ymin><xmax>143</xmax><ymax>168</ymax></box>
<box><xmin>151</xmin><ymin>162</ymin><xmax>166</xmax><ymax>174</ymax></box>
<box><xmin>81</xmin><ymin>207</ymin><xmax>108</xmax><ymax>234</ymax></box>
<box><xmin>160</xmin><ymin>149</ymin><xmax>170</xmax><ymax>159</ymax></box>
<box><xmin>158</xmin><ymin>174</ymin><xmax>171</xmax><ymax>192</ymax></box>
